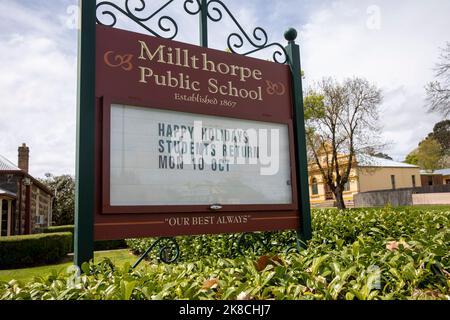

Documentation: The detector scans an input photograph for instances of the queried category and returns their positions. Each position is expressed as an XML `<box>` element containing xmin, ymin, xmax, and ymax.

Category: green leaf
<box><xmin>120</xmin><ymin>280</ymin><xmax>136</xmax><ymax>300</ymax></box>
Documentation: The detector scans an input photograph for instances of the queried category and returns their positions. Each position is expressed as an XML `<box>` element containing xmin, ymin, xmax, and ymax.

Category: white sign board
<box><xmin>110</xmin><ymin>104</ymin><xmax>293</xmax><ymax>206</ymax></box>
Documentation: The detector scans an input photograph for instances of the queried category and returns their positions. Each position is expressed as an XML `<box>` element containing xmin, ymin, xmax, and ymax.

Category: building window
<box><xmin>391</xmin><ymin>175</ymin><xmax>396</xmax><ymax>190</ymax></box>
<box><xmin>412</xmin><ymin>175</ymin><xmax>416</xmax><ymax>188</ymax></box>
<box><xmin>1</xmin><ymin>200</ymin><xmax>8</xmax><ymax>237</ymax></box>
<box><xmin>428</xmin><ymin>176</ymin><xmax>433</xmax><ymax>186</ymax></box>
<box><xmin>446</xmin><ymin>179</ymin><xmax>450</xmax><ymax>185</ymax></box>
<box><xmin>311</xmin><ymin>178</ymin><xmax>319</xmax><ymax>195</ymax></box>
<box><xmin>344</xmin><ymin>181</ymin><xmax>351</xmax><ymax>192</ymax></box>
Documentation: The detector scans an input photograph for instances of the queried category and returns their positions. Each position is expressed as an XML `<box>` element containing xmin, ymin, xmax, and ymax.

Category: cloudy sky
<box><xmin>0</xmin><ymin>0</ymin><xmax>448</xmax><ymax>177</ymax></box>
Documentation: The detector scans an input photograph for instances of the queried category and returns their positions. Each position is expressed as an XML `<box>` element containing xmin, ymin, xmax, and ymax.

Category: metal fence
<box><xmin>354</xmin><ymin>184</ymin><xmax>450</xmax><ymax>207</ymax></box>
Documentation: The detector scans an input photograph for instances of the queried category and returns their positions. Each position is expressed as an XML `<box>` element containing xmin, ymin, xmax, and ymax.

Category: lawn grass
<box><xmin>0</xmin><ymin>249</ymin><xmax>141</xmax><ymax>284</ymax></box>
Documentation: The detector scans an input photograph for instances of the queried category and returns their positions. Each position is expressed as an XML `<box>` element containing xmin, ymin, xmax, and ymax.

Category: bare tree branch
<box><xmin>426</xmin><ymin>42</ymin><xmax>450</xmax><ymax>118</ymax></box>
<box><xmin>306</xmin><ymin>77</ymin><xmax>383</xmax><ymax>209</ymax></box>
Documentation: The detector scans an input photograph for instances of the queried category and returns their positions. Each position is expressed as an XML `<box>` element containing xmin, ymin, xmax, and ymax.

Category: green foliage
<box><xmin>406</xmin><ymin>138</ymin><xmax>444</xmax><ymax>170</ymax></box>
<box><xmin>1</xmin><ymin>207</ymin><xmax>449</xmax><ymax>300</ymax></box>
<box><xmin>39</xmin><ymin>174</ymin><xmax>75</xmax><ymax>226</ymax></box>
<box><xmin>428</xmin><ymin>120</ymin><xmax>450</xmax><ymax>151</ymax></box>
<box><xmin>43</xmin><ymin>226</ymin><xmax>75</xmax><ymax>251</ymax></box>
<box><xmin>42</xmin><ymin>225</ymin><xmax>127</xmax><ymax>252</ymax></box>
<box><xmin>417</xmin><ymin>138</ymin><xmax>444</xmax><ymax>170</ymax></box>
<box><xmin>304</xmin><ymin>93</ymin><xmax>325</xmax><ymax>120</ymax></box>
<box><xmin>94</xmin><ymin>240</ymin><xmax>128</xmax><ymax>252</ymax></box>
<box><xmin>304</xmin><ymin>77</ymin><xmax>383</xmax><ymax>209</ymax></box>
<box><xmin>128</xmin><ymin>234</ymin><xmax>243</xmax><ymax>262</ymax></box>
<box><xmin>406</xmin><ymin>120</ymin><xmax>450</xmax><ymax>169</ymax></box>
<box><xmin>371</xmin><ymin>152</ymin><xmax>393</xmax><ymax>160</ymax></box>
<box><xmin>0</xmin><ymin>249</ymin><xmax>135</xmax><ymax>284</ymax></box>
<box><xmin>405</xmin><ymin>149</ymin><xmax>419</xmax><ymax>166</ymax></box>
<box><xmin>0</xmin><ymin>233</ymin><xmax>72</xmax><ymax>269</ymax></box>
<box><xmin>43</xmin><ymin>225</ymin><xmax>74</xmax><ymax>234</ymax></box>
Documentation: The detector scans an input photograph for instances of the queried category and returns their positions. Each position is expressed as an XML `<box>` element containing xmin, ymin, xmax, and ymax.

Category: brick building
<box><xmin>0</xmin><ymin>144</ymin><xmax>52</xmax><ymax>237</ymax></box>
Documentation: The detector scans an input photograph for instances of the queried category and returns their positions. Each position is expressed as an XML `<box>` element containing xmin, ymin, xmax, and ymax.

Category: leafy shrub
<box><xmin>43</xmin><ymin>225</ymin><xmax>74</xmax><ymax>234</ymax></box>
<box><xmin>43</xmin><ymin>225</ymin><xmax>127</xmax><ymax>251</ymax></box>
<box><xmin>127</xmin><ymin>234</ymin><xmax>244</xmax><ymax>262</ymax></box>
<box><xmin>0</xmin><ymin>233</ymin><xmax>72</xmax><ymax>269</ymax></box>
<box><xmin>94</xmin><ymin>240</ymin><xmax>128</xmax><ymax>251</ymax></box>
<box><xmin>39</xmin><ymin>174</ymin><xmax>75</xmax><ymax>226</ymax></box>
<box><xmin>1</xmin><ymin>207</ymin><xmax>449</xmax><ymax>300</ymax></box>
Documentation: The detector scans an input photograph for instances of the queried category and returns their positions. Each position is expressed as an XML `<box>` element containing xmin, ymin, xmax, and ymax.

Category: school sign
<box><xmin>75</xmin><ymin>0</ymin><xmax>311</xmax><ymax>265</ymax></box>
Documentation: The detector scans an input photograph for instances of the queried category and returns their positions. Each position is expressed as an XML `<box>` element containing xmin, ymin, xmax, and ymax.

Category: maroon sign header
<box><xmin>96</xmin><ymin>25</ymin><xmax>293</xmax><ymax>123</ymax></box>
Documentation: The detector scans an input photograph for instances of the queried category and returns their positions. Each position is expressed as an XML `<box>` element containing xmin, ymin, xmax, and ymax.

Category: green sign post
<box><xmin>75</xmin><ymin>0</ymin><xmax>96</xmax><ymax>266</ymax></box>
<box><xmin>284</xmin><ymin>29</ymin><xmax>312</xmax><ymax>246</ymax></box>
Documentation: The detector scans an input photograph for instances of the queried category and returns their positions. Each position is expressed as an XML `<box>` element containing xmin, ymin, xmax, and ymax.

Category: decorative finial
<box><xmin>284</xmin><ymin>28</ymin><xmax>298</xmax><ymax>42</ymax></box>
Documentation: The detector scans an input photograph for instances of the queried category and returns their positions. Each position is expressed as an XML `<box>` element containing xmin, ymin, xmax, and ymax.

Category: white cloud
<box><xmin>298</xmin><ymin>0</ymin><xmax>447</xmax><ymax>160</ymax></box>
<box><xmin>0</xmin><ymin>1</ymin><xmax>77</xmax><ymax>178</ymax></box>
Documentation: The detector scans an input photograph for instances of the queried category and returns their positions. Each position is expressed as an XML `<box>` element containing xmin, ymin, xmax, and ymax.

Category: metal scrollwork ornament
<box><xmin>132</xmin><ymin>237</ymin><xmax>180</xmax><ymax>268</ymax></box>
<box><xmin>205</xmin><ymin>0</ymin><xmax>288</xmax><ymax>64</ymax></box>
<box><xmin>184</xmin><ymin>0</ymin><xmax>202</xmax><ymax>15</ymax></box>
<box><xmin>96</xmin><ymin>0</ymin><xmax>178</xmax><ymax>39</ymax></box>
<box><xmin>96</xmin><ymin>0</ymin><xmax>288</xmax><ymax>64</ymax></box>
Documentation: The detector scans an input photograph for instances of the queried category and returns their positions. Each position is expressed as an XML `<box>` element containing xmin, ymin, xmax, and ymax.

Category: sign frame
<box><xmin>100</xmin><ymin>95</ymin><xmax>299</xmax><ymax>215</ymax></box>
<box><xmin>75</xmin><ymin>0</ymin><xmax>311</xmax><ymax>266</ymax></box>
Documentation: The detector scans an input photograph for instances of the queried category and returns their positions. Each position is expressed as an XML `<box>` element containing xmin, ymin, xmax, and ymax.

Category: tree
<box><xmin>404</xmin><ymin>149</ymin><xmax>419</xmax><ymax>166</ymax></box>
<box><xmin>40</xmin><ymin>174</ymin><xmax>75</xmax><ymax>226</ymax></box>
<box><xmin>372</xmin><ymin>153</ymin><xmax>393</xmax><ymax>160</ymax></box>
<box><xmin>365</xmin><ymin>150</ymin><xmax>393</xmax><ymax>160</ymax></box>
<box><xmin>426</xmin><ymin>42</ymin><xmax>450</xmax><ymax>118</ymax></box>
<box><xmin>305</xmin><ymin>77</ymin><xmax>383</xmax><ymax>210</ymax></box>
<box><xmin>427</xmin><ymin>120</ymin><xmax>450</xmax><ymax>152</ymax></box>
<box><xmin>417</xmin><ymin>138</ymin><xmax>444</xmax><ymax>171</ymax></box>
<box><xmin>405</xmin><ymin>120</ymin><xmax>450</xmax><ymax>169</ymax></box>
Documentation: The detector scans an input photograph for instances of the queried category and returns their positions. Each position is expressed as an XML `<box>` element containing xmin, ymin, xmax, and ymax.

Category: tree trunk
<box><xmin>335</xmin><ymin>187</ymin><xmax>346</xmax><ymax>210</ymax></box>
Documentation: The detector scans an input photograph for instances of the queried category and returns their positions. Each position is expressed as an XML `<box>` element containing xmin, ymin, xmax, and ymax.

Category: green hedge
<box><xmin>43</xmin><ymin>225</ymin><xmax>127</xmax><ymax>252</ymax></box>
<box><xmin>94</xmin><ymin>240</ymin><xmax>127</xmax><ymax>251</ymax></box>
<box><xmin>2</xmin><ymin>207</ymin><xmax>449</xmax><ymax>300</ymax></box>
<box><xmin>43</xmin><ymin>226</ymin><xmax>74</xmax><ymax>234</ymax></box>
<box><xmin>0</xmin><ymin>233</ymin><xmax>72</xmax><ymax>269</ymax></box>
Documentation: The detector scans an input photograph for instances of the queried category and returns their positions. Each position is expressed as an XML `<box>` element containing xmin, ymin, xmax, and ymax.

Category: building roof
<box><xmin>420</xmin><ymin>170</ymin><xmax>440</xmax><ymax>175</ymax></box>
<box><xmin>0</xmin><ymin>153</ymin><xmax>52</xmax><ymax>196</ymax></box>
<box><xmin>434</xmin><ymin>168</ymin><xmax>450</xmax><ymax>176</ymax></box>
<box><xmin>0</xmin><ymin>188</ymin><xmax>17</xmax><ymax>199</ymax></box>
<box><xmin>0</xmin><ymin>154</ymin><xmax>20</xmax><ymax>171</ymax></box>
<box><xmin>357</xmin><ymin>155</ymin><xmax>419</xmax><ymax>168</ymax></box>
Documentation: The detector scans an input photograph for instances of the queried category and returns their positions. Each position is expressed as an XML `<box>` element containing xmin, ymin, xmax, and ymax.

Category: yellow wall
<box><xmin>309</xmin><ymin>169</ymin><xmax>359</xmax><ymax>204</ymax></box>
<box><xmin>309</xmin><ymin>166</ymin><xmax>422</xmax><ymax>204</ymax></box>
<box><xmin>309</xmin><ymin>175</ymin><xmax>326</xmax><ymax>203</ymax></box>
<box><xmin>357</xmin><ymin>167</ymin><xmax>422</xmax><ymax>192</ymax></box>
<box><xmin>443</xmin><ymin>175</ymin><xmax>450</xmax><ymax>184</ymax></box>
